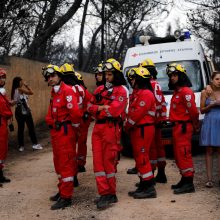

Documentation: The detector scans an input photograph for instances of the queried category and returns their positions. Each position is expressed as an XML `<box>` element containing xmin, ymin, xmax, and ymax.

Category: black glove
<box><xmin>95</xmin><ymin>93</ymin><xmax>102</xmax><ymax>102</ymax></box>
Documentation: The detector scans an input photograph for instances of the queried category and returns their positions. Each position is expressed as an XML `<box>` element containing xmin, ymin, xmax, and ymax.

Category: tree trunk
<box><xmin>78</xmin><ymin>0</ymin><xmax>89</xmax><ymax>70</ymax></box>
<box><xmin>24</xmin><ymin>0</ymin><xmax>82</xmax><ymax>60</ymax></box>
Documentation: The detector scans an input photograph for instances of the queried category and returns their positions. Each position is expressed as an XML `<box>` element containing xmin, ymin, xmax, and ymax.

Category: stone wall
<box><xmin>0</xmin><ymin>56</ymin><xmax>96</xmax><ymax>142</ymax></box>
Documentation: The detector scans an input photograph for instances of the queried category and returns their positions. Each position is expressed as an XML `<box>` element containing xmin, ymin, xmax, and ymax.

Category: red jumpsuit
<box><xmin>45</xmin><ymin>82</ymin><xmax>82</xmax><ymax>199</ymax></box>
<box><xmin>169</xmin><ymin>87</ymin><xmax>199</xmax><ymax>177</ymax></box>
<box><xmin>0</xmin><ymin>92</ymin><xmax>13</xmax><ymax>170</ymax></box>
<box><xmin>149</xmin><ymin>79</ymin><xmax>167</xmax><ymax>170</ymax></box>
<box><xmin>125</xmin><ymin>89</ymin><xmax>156</xmax><ymax>181</ymax></box>
<box><xmin>73</xmin><ymin>85</ymin><xmax>92</xmax><ymax>168</ymax></box>
<box><xmin>88</xmin><ymin>85</ymin><xmax>127</xmax><ymax>196</ymax></box>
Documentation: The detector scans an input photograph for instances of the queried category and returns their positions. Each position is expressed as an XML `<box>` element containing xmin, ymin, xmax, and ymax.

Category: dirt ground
<box><xmin>1</xmin><ymin>123</ymin><xmax>220</xmax><ymax>220</ymax></box>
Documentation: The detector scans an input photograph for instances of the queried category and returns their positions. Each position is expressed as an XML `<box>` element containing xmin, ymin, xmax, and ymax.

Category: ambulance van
<box><xmin>121</xmin><ymin>31</ymin><xmax>213</xmax><ymax>156</ymax></box>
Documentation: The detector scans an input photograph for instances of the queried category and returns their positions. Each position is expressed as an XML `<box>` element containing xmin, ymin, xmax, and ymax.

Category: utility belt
<box><xmin>172</xmin><ymin>120</ymin><xmax>192</xmax><ymax>133</ymax></box>
<box><xmin>137</xmin><ymin>123</ymin><xmax>155</xmax><ymax>128</ymax></box>
<box><xmin>96</xmin><ymin>117</ymin><xmax>122</xmax><ymax>126</ymax></box>
<box><xmin>137</xmin><ymin>123</ymin><xmax>155</xmax><ymax>138</ymax></box>
<box><xmin>49</xmin><ymin>120</ymin><xmax>72</xmax><ymax>134</ymax></box>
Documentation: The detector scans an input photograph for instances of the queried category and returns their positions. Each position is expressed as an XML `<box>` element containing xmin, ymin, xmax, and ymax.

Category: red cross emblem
<box><xmin>131</xmin><ymin>53</ymin><xmax>138</xmax><ymax>58</ymax></box>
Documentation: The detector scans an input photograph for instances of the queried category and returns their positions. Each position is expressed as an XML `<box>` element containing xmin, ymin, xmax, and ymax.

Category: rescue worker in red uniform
<box><xmin>88</xmin><ymin>58</ymin><xmax>128</xmax><ymax>209</ymax></box>
<box><xmin>141</xmin><ymin>58</ymin><xmax>167</xmax><ymax>183</ymax></box>
<box><xmin>127</xmin><ymin>59</ymin><xmax>168</xmax><ymax>181</ymax></box>
<box><xmin>42</xmin><ymin>64</ymin><xmax>82</xmax><ymax>210</ymax></box>
<box><xmin>94</xmin><ymin>63</ymin><xmax>105</xmax><ymax>86</ymax></box>
<box><xmin>74</xmin><ymin>72</ymin><xmax>92</xmax><ymax>172</ymax></box>
<box><xmin>166</xmin><ymin>63</ymin><xmax>199</xmax><ymax>194</ymax></box>
<box><xmin>0</xmin><ymin>68</ymin><xmax>13</xmax><ymax>185</ymax></box>
<box><xmin>60</xmin><ymin>64</ymin><xmax>91</xmax><ymax>188</ymax></box>
<box><xmin>124</xmin><ymin>67</ymin><xmax>157</xmax><ymax>199</ymax></box>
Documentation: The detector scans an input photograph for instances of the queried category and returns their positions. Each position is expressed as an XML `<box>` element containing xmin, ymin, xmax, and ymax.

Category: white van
<box><xmin>122</xmin><ymin>31</ymin><xmax>213</xmax><ymax>153</ymax></box>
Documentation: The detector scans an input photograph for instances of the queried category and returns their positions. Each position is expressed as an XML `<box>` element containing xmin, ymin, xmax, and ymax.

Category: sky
<box><xmin>153</xmin><ymin>1</ymin><xmax>193</xmax><ymax>37</ymax></box>
<box><xmin>55</xmin><ymin>1</ymin><xmax>197</xmax><ymax>48</ymax></box>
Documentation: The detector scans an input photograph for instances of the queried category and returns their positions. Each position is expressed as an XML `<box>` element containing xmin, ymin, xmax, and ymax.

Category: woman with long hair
<box><xmin>200</xmin><ymin>71</ymin><xmax>220</xmax><ymax>188</ymax></box>
<box><xmin>11</xmin><ymin>76</ymin><xmax>42</xmax><ymax>152</ymax></box>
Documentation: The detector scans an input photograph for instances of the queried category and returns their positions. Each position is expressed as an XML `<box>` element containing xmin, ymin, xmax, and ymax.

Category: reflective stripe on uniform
<box><xmin>62</xmin><ymin>176</ymin><xmax>74</xmax><ymax>182</ymax></box>
<box><xmin>161</xmin><ymin>112</ymin><xmax>167</xmax><ymax>117</ymax></box>
<box><xmin>128</xmin><ymin>118</ymin><xmax>135</xmax><ymax>125</ymax></box>
<box><xmin>157</xmin><ymin>157</ymin><xmax>166</xmax><ymax>162</ymax></box>
<box><xmin>180</xmin><ymin>168</ymin><xmax>194</xmax><ymax>174</ymax></box>
<box><xmin>87</xmin><ymin>103</ymin><xmax>92</xmax><ymax>111</ymax></box>
<box><xmin>95</xmin><ymin>171</ymin><xmax>106</xmax><ymax>177</ymax></box>
<box><xmin>72</xmin><ymin>123</ymin><xmax>80</xmax><ymax>127</ymax></box>
<box><xmin>105</xmin><ymin>109</ymin><xmax>112</xmax><ymax>117</ymax></box>
<box><xmin>77</xmin><ymin>156</ymin><xmax>86</xmax><ymax>160</ymax></box>
<box><xmin>148</xmin><ymin>111</ymin><xmax>155</xmax><ymax>116</ymax></box>
<box><xmin>122</xmin><ymin>85</ymin><xmax>129</xmax><ymax>114</ymax></box>
<box><xmin>106</xmin><ymin>173</ymin><xmax>115</xmax><ymax>178</ymax></box>
<box><xmin>156</xmin><ymin>105</ymin><xmax>162</xmax><ymax>110</ymax></box>
<box><xmin>150</xmin><ymin>160</ymin><xmax>157</xmax><ymax>164</ymax></box>
<box><xmin>141</xmin><ymin>171</ymin><xmax>153</xmax><ymax>179</ymax></box>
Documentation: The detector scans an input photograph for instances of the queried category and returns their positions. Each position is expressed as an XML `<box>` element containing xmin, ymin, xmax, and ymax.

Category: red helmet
<box><xmin>0</xmin><ymin>68</ymin><xmax>6</xmax><ymax>77</ymax></box>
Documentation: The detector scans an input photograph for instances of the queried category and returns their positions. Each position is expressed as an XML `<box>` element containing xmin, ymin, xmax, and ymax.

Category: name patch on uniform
<box><xmin>140</xmin><ymin>101</ymin><xmax>145</xmax><ymax>106</ymax></box>
<box><xmin>56</xmin><ymin>99</ymin><xmax>60</xmax><ymax>102</ymax></box>
<box><xmin>66</xmin><ymin>95</ymin><xmax>72</xmax><ymax>102</ymax></box>
<box><xmin>185</xmin><ymin>95</ymin><xmax>191</xmax><ymax>101</ymax></box>
<box><xmin>53</xmin><ymin>108</ymin><xmax>57</xmax><ymax>112</ymax></box>
<box><xmin>67</xmin><ymin>103</ymin><xmax>73</xmax><ymax>109</ymax></box>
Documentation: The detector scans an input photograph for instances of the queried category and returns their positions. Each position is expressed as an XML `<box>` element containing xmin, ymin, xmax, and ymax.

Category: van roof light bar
<box><xmin>135</xmin><ymin>29</ymin><xmax>191</xmax><ymax>46</ymax></box>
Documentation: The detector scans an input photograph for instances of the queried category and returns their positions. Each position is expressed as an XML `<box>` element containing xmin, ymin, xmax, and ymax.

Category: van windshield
<box><xmin>124</xmin><ymin>60</ymin><xmax>203</xmax><ymax>94</ymax></box>
<box><xmin>156</xmin><ymin>60</ymin><xmax>203</xmax><ymax>94</ymax></box>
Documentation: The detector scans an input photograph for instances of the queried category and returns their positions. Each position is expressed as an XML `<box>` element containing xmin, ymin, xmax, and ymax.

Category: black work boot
<box><xmin>127</xmin><ymin>167</ymin><xmax>138</xmax><ymax>175</ymax></box>
<box><xmin>49</xmin><ymin>192</ymin><xmax>60</xmax><ymax>201</ymax></box>
<box><xmin>136</xmin><ymin>179</ymin><xmax>156</xmax><ymax>187</ymax></box>
<box><xmin>133</xmin><ymin>179</ymin><xmax>157</xmax><ymax>199</ymax></box>
<box><xmin>107</xmin><ymin>194</ymin><xmax>118</xmax><ymax>203</ymax></box>
<box><xmin>78</xmin><ymin>166</ymin><xmax>86</xmax><ymax>173</ymax></box>
<box><xmin>74</xmin><ymin>175</ymin><xmax>79</xmax><ymax>187</ymax></box>
<box><xmin>0</xmin><ymin>170</ymin><xmax>11</xmax><ymax>183</ymax></box>
<box><xmin>173</xmin><ymin>177</ymin><xmax>195</xmax><ymax>194</ymax></box>
<box><xmin>155</xmin><ymin>168</ymin><xmax>167</xmax><ymax>183</ymax></box>
<box><xmin>0</xmin><ymin>183</ymin><xmax>2</xmax><ymax>187</ymax></box>
<box><xmin>51</xmin><ymin>197</ymin><xmax>72</xmax><ymax>210</ymax></box>
<box><xmin>96</xmin><ymin>195</ymin><xmax>110</xmax><ymax>209</ymax></box>
<box><xmin>171</xmin><ymin>176</ymin><xmax>185</xmax><ymax>189</ymax></box>
<box><xmin>128</xmin><ymin>180</ymin><xmax>144</xmax><ymax>197</ymax></box>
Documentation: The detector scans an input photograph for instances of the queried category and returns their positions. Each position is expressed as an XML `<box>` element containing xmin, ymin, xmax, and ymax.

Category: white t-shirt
<box><xmin>14</xmin><ymin>89</ymin><xmax>29</xmax><ymax>107</ymax></box>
